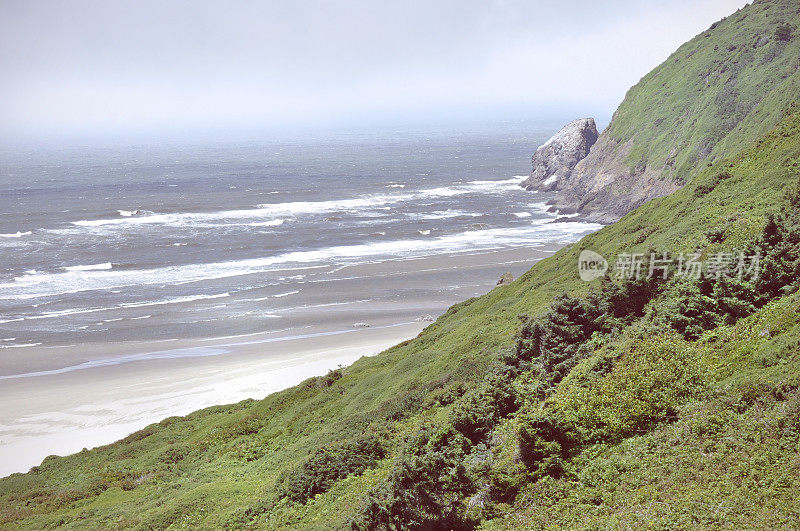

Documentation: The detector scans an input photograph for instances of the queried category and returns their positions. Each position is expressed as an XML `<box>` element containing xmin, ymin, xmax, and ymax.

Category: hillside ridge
<box><xmin>536</xmin><ymin>0</ymin><xmax>800</xmax><ymax>223</ymax></box>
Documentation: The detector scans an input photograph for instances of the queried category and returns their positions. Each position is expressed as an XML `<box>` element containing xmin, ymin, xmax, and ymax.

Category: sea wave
<box><xmin>65</xmin><ymin>178</ymin><xmax>529</xmax><ymax>230</ymax></box>
<box><xmin>0</xmin><ymin>342</ymin><xmax>42</xmax><ymax>349</ymax></box>
<box><xmin>0</xmin><ymin>220</ymin><xmax>601</xmax><ymax>300</ymax></box>
<box><xmin>405</xmin><ymin>210</ymin><xmax>481</xmax><ymax>221</ymax></box>
<box><xmin>0</xmin><ymin>231</ymin><xmax>31</xmax><ymax>238</ymax></box>
<box><xmin>64</xmin><ymin>262</ymin><xmax>112</xmax><ymax>272</ymax></box>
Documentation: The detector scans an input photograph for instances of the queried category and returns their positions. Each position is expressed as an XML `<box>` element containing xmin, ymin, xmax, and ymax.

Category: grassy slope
<box><xmin>1</xmin><ymin>110</ymin><xmax>797</xmax><ymax>530</ymax></box>
<box><xmin>607</xmin><ymin>0</ymin><xmax>800</xmax><ymax>182</ymax></box>
<box><xmin>484</xmin><ymin>292</ymin><xmax>800</xmax><ymax>529</ymax></box>
<box><xmin>2</xmin><ymin>4</ymin><xmax>800</xmax><ymax>529</ymax></box>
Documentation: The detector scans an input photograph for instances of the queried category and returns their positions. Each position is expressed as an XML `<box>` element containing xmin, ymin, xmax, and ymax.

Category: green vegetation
<box><xmin>2</xmin><ymin>1</ymin><xmax>800</xmax><ymax>528</ymax></box>
<box><xmin>607</xmin><ymin>0</ymin><xmax>800</xmax><ymax>184</ymax></box>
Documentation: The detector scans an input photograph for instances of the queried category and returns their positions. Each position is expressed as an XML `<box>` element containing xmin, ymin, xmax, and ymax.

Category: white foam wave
<box><xmin>405</xmin><ymin>210</ymin><xmax>480</xmax><ymax>221</ymax></box>
<box><xmin>65</xmin><ymin>178</ymin><xmax>529</xmax><ymax>231</ymax></box>
<box><xmin>0</xmin><ymin>342</ymin><xmax>42</xmax><ymax>349</ymax></box>
<box><xmin>0</xmin><ymin>231</ymin><xmax>31</xmax><ymax>238</ymax></box>
<box><xmin>64</xmin><ymin>262</ymin><xmax>112</xmax><ymax>272</ymax></box>
<box><xmin>0</xmin><ymin>220</ymin><xmax>601</xmax><ymax>300</ymax></box>
<box><xmin>513</xmin><ymin>212</ymin><xmax>532</xmax><ymax>218</ymax></box>
<box><xmin>246</xmin><ymin>219</ymin><xmax>286</xmax><ymax>227</ymax></box>
<box><xmin>528</xmin><ymin>202</ymin><xmax>554</xmax><ymax>214</ymax></box>
<box><xmin>0</xmin><ymin>292</ymin><xmax>231</xmax><ymax>321</ymax></box>
<box><xmin>273</xmin><ymin>290</ymin><xmax>300</xmax><ymax>298</ymax></box>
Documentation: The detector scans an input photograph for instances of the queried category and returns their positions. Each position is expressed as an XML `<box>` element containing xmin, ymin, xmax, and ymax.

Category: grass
<box><xmin>607</xmin><ymin>0</ymin><xmax>800</xmax><ymax>183</ymax></box>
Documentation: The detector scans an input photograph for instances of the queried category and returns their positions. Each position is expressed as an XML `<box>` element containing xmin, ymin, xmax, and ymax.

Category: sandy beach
<box><xmin>0</xmin><ymin>321</ymin><xmax>427</xmax><ymax>477</ymax></box>
<box><xmin>0</xmin><ymin>246</ymin><xmax>564</xmax><ymax>477</ymax></box>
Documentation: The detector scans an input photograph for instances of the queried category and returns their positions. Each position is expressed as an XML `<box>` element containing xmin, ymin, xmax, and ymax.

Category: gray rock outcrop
<box><xmin>521</xmin><ymin>118</ymin><xmax>598</xmax><ymax>192</ymax></box>
<box><xmin>520</xmin><ymin>118</ymin><xmax>680</xmax><ymax>224</ymax></box>
<box><xmin>549</xmin><ymin>134</ymin><xmax>681</xmax><ymax>223</ymax></box>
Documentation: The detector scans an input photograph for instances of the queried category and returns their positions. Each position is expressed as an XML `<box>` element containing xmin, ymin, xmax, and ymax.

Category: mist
<box><xmin>0</xmin><ymin>0</ymin><xmax>746</xmax><ymax>141</ymax></box>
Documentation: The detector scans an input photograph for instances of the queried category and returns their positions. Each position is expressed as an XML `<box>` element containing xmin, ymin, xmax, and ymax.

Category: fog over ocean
<box><xmin>0</xmin><ymin>123</ymin><xmax>601</xmax><ymax>367</ymax></box>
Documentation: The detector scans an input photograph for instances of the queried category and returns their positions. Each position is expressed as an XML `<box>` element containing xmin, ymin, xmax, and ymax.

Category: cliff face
<box><xmin>528</xmin><ymin>0</ymin><xmax>800</xmax><ymax>223</ymax></box>
<box><xmin>542</xmin><ymin>133</ymin><xmax>683</xmax><ymax>223</ymax></box>
<box><xmin>521</xmin><ymin>118</ymin><xmax>598</xmax><ymax>192</ymax></box>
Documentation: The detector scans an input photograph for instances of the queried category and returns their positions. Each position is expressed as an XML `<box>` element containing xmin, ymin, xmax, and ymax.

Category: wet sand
<box><xmin>0</xmin><ymin>322</ymin><xmax>427</xmax><ymax>477</ymax></box>
<box><xmin>0</xmin><ymin>245</ymin><xmax>558</xmax><ymax>477</ymax></box>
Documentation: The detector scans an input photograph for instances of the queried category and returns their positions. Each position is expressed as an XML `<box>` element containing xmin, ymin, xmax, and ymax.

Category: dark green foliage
<box><xmin>515</xmin><ymin>294</ymin><xmax>602</xmax><ymax>384</ymax></box>
<box><xmin>660</xmin><ymin>189</ymin><xmax>800</xmax><ymax>339</ymax></box>
<box><xmin>517</xmin><ymin>411</ymin><xmax>579</xmax><ymax>479</ymax></box>
<box><xmin>280</xmin><ymin>434</ymin><xmax>386</xmax><ymax>504</ymax></box>
<box><xmin>514</xmin><ymin>271</ymin><xmax>663</xmax><ymax>384</ymax></box>
<box><xmin>775</xmin><ymin>23</ymin><xmax>793</xmax><ymax>42</ymax></box>
<box><xmin>659</xmin><ymin>279</ymin><xmax>721</xmax><ymax>339</ymax></box>
<box><xmin>450</xmin><ymin>368</ymin><xmax>519</xmax><ymax>445</ymax></box>
<box><xmin>694</xmin><ymin>171</ymin><xmax>732</xmax><ymax>197</ymax></box>
<box><xmin>351</xmin><ymin>426</ymin><xmax>475</xmax><ymax>530</ymax></box>
<box><xmin>752</xmin><ymin>196</ymin><xmax>800</xmax><ymax>301</ymax></box>
<box><xmin>305</xmin><ymin>368</ymin><xmax>343</xmax><ymax>389</ymax></box>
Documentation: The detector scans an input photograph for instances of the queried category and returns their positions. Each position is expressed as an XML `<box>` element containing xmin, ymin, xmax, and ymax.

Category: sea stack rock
<box><xmin>521</xmin><ymin>118</ymin><xmax>598</xmax><ymax>192</ymax></box>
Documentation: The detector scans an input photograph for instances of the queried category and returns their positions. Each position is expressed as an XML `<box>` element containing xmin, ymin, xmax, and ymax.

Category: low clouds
<box><xmin>0</xmin><ymin>0</ymin><xmax>745</xmax><ymax>138</ymax></box>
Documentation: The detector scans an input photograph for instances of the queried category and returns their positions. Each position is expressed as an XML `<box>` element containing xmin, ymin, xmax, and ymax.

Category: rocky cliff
<box><xmin>521</xmin><ymin>118</ymin><xmax>598</xmax><ymax>192</ymax></box>
<box><xmin>539</xmin><ymin>131</ymin><xmax>683</xmax><ymax>224</ymax></box>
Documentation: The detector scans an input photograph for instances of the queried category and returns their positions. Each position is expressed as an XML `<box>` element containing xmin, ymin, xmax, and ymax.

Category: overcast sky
<box><xmin>0</xmin><ymin>0</ymin><xmax>746</xmax><ymax>140</ymax></box>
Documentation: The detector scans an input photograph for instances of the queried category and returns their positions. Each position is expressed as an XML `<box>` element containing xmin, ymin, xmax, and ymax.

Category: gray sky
<box><xmin>0</xmin><ymin>0</ymin><xmax>745</xmax><ymax>139</ymax></box>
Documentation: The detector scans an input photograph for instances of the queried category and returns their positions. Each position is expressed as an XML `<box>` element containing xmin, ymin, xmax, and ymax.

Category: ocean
<box><xmin>0</xmin><ymin>123</ymin><xmax>601</xmax><ymax>363</ymax></box>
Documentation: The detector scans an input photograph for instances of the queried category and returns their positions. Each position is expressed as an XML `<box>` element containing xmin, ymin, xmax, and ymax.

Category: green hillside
<box><xmin>608</xmin><ymin>0</ymin><xmax>800</xmax><ymax>183</ymax></box>
<box><xmin>2</xmin><ymin>2</ymin><xmax>800</xmax><ymax>529</ymax></box>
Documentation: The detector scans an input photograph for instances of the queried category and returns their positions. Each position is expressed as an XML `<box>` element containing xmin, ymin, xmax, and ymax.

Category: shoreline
<box><xmin>0</xmin><ymin>321</ymin><xmax>427</xmax><ymax>477</ymax></box>
<box><xmin>0</xmin><ymin>321</ymin><xmax>419</xmax><ymax>381</ymax></box>
<box><xmin>0</xmin><ymin>245</ymin><xmax>565</xmax><ymax>478</ymax></box>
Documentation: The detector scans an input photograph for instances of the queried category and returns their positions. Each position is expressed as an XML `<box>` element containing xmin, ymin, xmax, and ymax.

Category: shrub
<box><xmin>515</xmin><ymin>294</ymin><xmax>603</xmax><ymax>384</ymax></box>
<box><xmin>351</xmin><ymin>425</ymin><xmax>475</xmax><ymax>530</ymax></box>
<box><xmin>658</xmin><ymin>278</ymin><xmax>722</xmax><ymax>339</ymax></box>
<box><xmin>552</xmin><ymin>334</ymin><xmax>706</xmax><ymax>443</ymax></box>
<box><xmin>450</xmin><ymin>368</ymin><xmax>519</xmax><ymax>444</ymax></box>
<box><xmin>775</xmin><ymin>24</ymin><xmax>792</xmax><ymax>42</ymax></box>
<box><xmin>694</xmin><ymin>171</ymin><xmax>732</xmax><ymax>197</ymax></box>
<box><xmin>305</xmin><ymin>368</ymin><xmax>343</xmax><ymax>389</ymax></box>
<box><xmin>280</xmin><ymin>433</ymin><xmax>386</xmax><ymax>504</ymax></box>
<box><xmin>515</xmin><ymin>272</ymin><xmax>664</xmax><ymax>385</ymax></box>
<box><xmin>518</xmin><ymin>410</ymin><xmax>579</xmax><ymax>479</ymax></box>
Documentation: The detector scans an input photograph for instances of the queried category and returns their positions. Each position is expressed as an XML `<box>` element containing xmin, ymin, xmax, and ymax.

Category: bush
<box><xmin>518</xmin><ymin>410</ymin><xmax>579</xmax><ymax>479</ymax></box>
<box><xmin>450</xmin><ymin>368</ymin><xmax>519</xmax><ymax>444</ymax></box>
<box><xmin>351</xmin><ymin>425</ymin><xmax>475</xmax><ymax>530</ymax></box>
<box><xmin>694</xmin><ymin>171</ymin><xmax>732</xmax><ymax>197</ymax></box>
<box><xmin>515</xmin><ymin>294</ymin><xmax>602</xmax><ymax>384</ymax></box>
<box><xmin>658</xmin><ymin>278</ymin><xmax>721</xmax><ymax>339</ymax></box>
<box><xmin>775</xmin><ymin>24</ymin><xmax>792</xmax><ymax>42</ymax></box>
<box><xmin>552</xmin><ymin>334</ymin><xmax>706</xmax><ymax>444</ymax></box>
<box><xmin>280</xmin><ymin>434</ymin><xmax>386</xmax><ymax>504</ymax></box>
<box><xmin>752</xmin><ymin>211</ymin><xmax>800</xmax><ymax>302</ymax></box>
<box><xmin>515</xmin><ymin>272</ymin><xmax>664</xmax><ymax>385</ymax></box>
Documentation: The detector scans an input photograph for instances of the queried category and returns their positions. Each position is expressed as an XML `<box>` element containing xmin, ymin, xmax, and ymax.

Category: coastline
<box><xmin>0</xmin><ymin>245</ymin><xmax>563</xmax><ymax>478</ymax></box>
<box><xmin>0</xmin><ymin>321</ymin><xmax>427</xmax><ymax>477</ymax></box>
